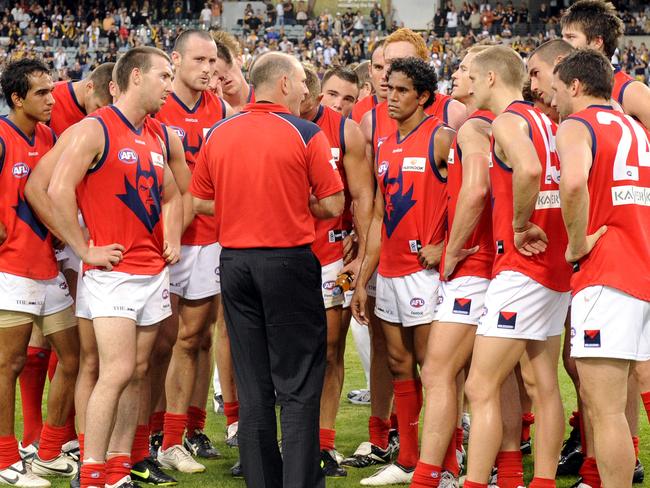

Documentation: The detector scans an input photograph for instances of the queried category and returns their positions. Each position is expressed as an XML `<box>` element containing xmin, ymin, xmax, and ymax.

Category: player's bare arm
<box><xmin>161</xmin><ymin>160</ymin><xmax>183</xmax><ymax>265</ymax></box>
<box><xmin>557</xmin><ymin>119</ymin><xmax>607</xmax><ymax>263</ymax></box>
<box><xmin>350</xmin><ymin>184</ymin><xmax>384</xmax><ymax>326</ymax></box>
<box><xmin>418</xmin><ymin>125</ymin><xmax>455</xmax><ymax>269</ymax></box>
<box><xmin>164</xmin><ymin>125</ymin><xmax>194</xmax><ymax>233</ymax></box>
<box><xmin>309</xmin><ymin>190</ymin><xmax>345</xmax><ymax>219</ymax></box>
<box><xmin>25</xmin><ymin>126</ymin><xmax>75</xmax><ymax>240</ymax></box>
<box><xmin>445</xmin><ymin>98</ymin><xmax>469</xmax><ymax>130</ymax></box>
<box><xmin>48</xmin><ymin>117</ymin><xmax>125</xmax><ymax>269</ymax></box>
<box><xmin>442</xmin><ymin>118</ymin><xmax>491</xmax><ymax>279</ymax></box>
<box><xmin>359</xmin><ymin>109</ymin><xmax>375</xmax><ymax>167</ymax></box>
<box><xmin>494</xmin><ymin>112</ymin><xmax>547</xmax><ymax>256</ymax></box>
<box><xmin>341</xmin><ymin>118</ymin><xmax>375</xmax><ymax>280</ymax></box>
<box><xmin>622</xmin><ymin>81</ymin><xmax>650</xmax><ymax>129</ymax></box>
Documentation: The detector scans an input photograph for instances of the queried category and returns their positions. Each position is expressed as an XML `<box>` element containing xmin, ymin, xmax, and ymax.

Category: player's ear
<box><xmin>171</xmin><ymin>50</ymin><xmax>181</xmax><ymax>66</ymax></box>
<box><xmin>589</xmin><ymin>36</ymin><xmax>604</xmax><ymax>52</ymax></box>
<box><xmin>419</xmin><ymin>90</ymin><xmax>431</xmax><ymax>107</ymax></box>
<box><xmin>85</xmin><ymin>79</ymin><xmax>95</xmax><ymax>97</ymax></box>
<box><xmin>317</xmin><ymin>93</ymin><xmax>324</xmax><ymax>104</ymax></box>
<box><xmin>570</xmin><ymin>78</ymin><xmax>580</xmax><ymax>97</ymax></box>
<box><xmin>280</xmin><ymin>74</ymin><xmax>290</xmax><ymax>95</ymax></box>
<box><xmin>11</xmin><ymin>92</ymin><xmax>23</xmax><ymax>109</ymax></box>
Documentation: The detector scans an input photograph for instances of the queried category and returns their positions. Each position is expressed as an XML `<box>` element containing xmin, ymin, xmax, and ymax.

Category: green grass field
<box><xmin>19</xmin><ymin>333</ymin><xmax>650</xmax><ymax>487</ymax></box>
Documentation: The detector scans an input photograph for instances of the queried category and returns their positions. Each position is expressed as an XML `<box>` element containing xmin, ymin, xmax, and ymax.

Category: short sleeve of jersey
<box><xmin>308</xmin><ymin>130</ymin><xmax>344</xmax><ymax>199</ymax></box>
<box><xmin>189</xmin><ymin>141</ymin><xmax>214</xmax><ymax>200</ymax></box>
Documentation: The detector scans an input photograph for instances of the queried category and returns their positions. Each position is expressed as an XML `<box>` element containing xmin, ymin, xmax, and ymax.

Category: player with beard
<box><xmin>352</xmin><ymin>57</ymin><xmax>455</xmax><ymax>486</ymax></box>
<box><xmin>299</xmin><ymin>65</ymin><xmax>374</xmax><ymax>477</ymax></box>
<box><xmin>46</xmin><ymin>47</ymin><xmax>183</xmax><ymax>488</ymax></box>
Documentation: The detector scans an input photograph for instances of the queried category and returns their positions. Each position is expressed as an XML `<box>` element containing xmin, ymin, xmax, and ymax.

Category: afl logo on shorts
<box><xmin>162</xmin><ymin>289</ymin><xmax>170</xmax><ymax>300</ymax></box>
<box><xmin>323</xmin><ymin>280</ymin><xmax>336</xmax><ymax>291</ymax></box>
<box><xmin>410</xmin><ymin>298</ymin><xmax>425</xmax><ymax>308</ymax></box>
<box><xmin>170</xmin><ymin>126</ymin><xmax>186</xmax><ymax>139</ymax></box>
<box><xmin>118</xmin><ymin>148</ymin><xmax>138</xmax><ymax>164</ymax></box>
<box><xmin>12</xmin><ymin>162</ymin><xmax>30</xmax><ymax>178</ymax></box>
<box><xmin>377</xmin><ymin>161</ymin><xmax>389</xmax><ymax>176</ymax></box>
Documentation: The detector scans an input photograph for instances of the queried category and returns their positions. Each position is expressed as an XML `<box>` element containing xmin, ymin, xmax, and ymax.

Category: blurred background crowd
<box><xmin>0</xmin><ymin>0</ymin><xmax>648</xmax><ymax>103</ymax></box>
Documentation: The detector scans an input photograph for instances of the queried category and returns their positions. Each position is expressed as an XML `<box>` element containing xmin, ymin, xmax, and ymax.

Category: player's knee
<box><xmin>386</xmin><ymin>351</ymin><xmax>412</xmax><ymax>378</ymax></box>
<box><xmin>0</xmin><ymin>350</ymin><xmax>28</xmax><ymax>376</ymax></box>
<box><xmin>420</xmin><ymin>361</ymin><xmax>452</xmax><ymax>390</ymax></box>
<box><xmin>177</xmin><ymin>333</ymin><xmax>202</xmax><ymax>355</ymax></box>
<box><xmin>199</xmin><ymin>329</ymin><xmax>213</xmax><ymax>352</ymax></box>
<box><xmin>464</xmin><ymin>373</ymin><xmax>494</xmax><ymax>406</ymax></box>
<box><xmin>56</xmin><ymin>352</ymin><xmax>80</xmax><ymax>377</ymax></box>
<box><xmin>99</xmin><ymin>361</ymin><xmax>134</xmax><ymax>389</ymax></box>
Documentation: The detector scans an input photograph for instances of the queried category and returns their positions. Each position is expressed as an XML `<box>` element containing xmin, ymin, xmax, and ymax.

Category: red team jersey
<box><xmin>566</xmin><ymin>105</ymin><xmax>650</xmax><ymax>300</ymax></box>
<box><xmin>49</xmin><ymin>81</ymin><xmax>86</xmax><ymax>136</ymax></box>
<box><xmin>611</xmin><ymin>67</ymin><xmax>635</xmax><ymax>106</ymax></box>
<box><xmin>372</xmin><ymin>94</ymin><xmax>453</xmax><ymax>154</ymax></box>
<box><xmin>490</xmin><ymin>101</ymin><xmax>571</xmax><ymax>291</ymax></box>
<box><xmin>0</xmin><ymin>117</ymin><xmax>58</xmax><ymax>280</ymax></box>
<box><xmin>311</xmin><ymin>105</ymin><xmax>348</xmax><ymax>266</ymax></box>
<box><xmin>191</xmin><ymin>103</ymin><xmax>343</xmax><ymax>248</ymax></box>
<box><xmin>444</xmin><ymin>110</ymin><xmax>495</xmax><ymax>281</ymax></box>
<box><xmin>77</xmin><ymin>106</ymin><xmax>167</xmax><ymax>275</ymax></box>
<box><xmin>155</xmin><ymin>91</ymin><xmax>226</xmax><ymax>246</ymax></box>
<box><xmin>376</xmin><ymin>116</ymin><xmax>448</xmax><ymax>277</ymax></box>
<box><xmin>351</xmin><ymin>94</ymin><xmax>379</xmax><ymax>123</ymax></box>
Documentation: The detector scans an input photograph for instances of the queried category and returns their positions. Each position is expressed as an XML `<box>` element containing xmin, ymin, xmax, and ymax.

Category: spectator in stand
<box><xmin>446</xmin><ymin>5</ymin><xmax>458</xmax><ymax>35</ymax></box>
<box><xmin>199</xmin><ymin>3</ymin><xmax>212</xmax><ymax>29</ymax></box>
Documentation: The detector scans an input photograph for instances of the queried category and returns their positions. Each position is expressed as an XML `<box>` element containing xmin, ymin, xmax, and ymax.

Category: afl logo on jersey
<box><xmin>171</xmin><ymin>126</ymin><xmax>186</xmax><ymax>139</ymax></box>
<box><xmin>377</xmin><ymin>161</ymin><xmax>389</xmax><ymax>176</ymax></box>
<box><xmin>118</xmin><ymin>148</ymin><xmax>138</xmax><ymax>164</ymax></box>
<box><xmin>410</xmin><ymin>298</ymin><xmax>425</xmax><ymax>308</ymax></box>
<box><xmin>12</xmin><ymin>162</ymin><xmax>30</xmax><ymax>178</ymax></box>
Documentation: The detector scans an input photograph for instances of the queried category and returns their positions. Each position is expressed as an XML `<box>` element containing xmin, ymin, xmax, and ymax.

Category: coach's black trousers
<box><xmin>220</xmin><ymin>246</ymin><xmax>327</xmax><ymax>488</ymax></box>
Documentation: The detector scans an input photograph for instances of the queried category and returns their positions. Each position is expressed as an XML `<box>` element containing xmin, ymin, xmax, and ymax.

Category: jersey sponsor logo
<box><xmin>392</xmin><ymin>148</ymin><xmax>403</xmax><ymax>153</ymax></box>
<box><xmin>611</xmin><ymin>185</ymin><xmax>650</xmax><ymax>207</ymax></box>
<box><xmin>377</xmin><ymin>161</ymin><xmax>389</xmax><ymax>176</ymax></box>
<box><xmin>323</xmin><ymin>280</ymin><xmax>336</xmax><ymax>290</ymax></box>
<box><xmin>584</xmin><ymin>329</ymin><xmax>601</xmax><ymax>347</ymax></box>
<box><xmin>410</xmin><ymin>297</ymin><xmax>425</xmax><ymax>308</ymax></box>
<box><xmin>497</xmin><ymin>311</ymin><xmax>517</xmax><ymax>329</ymax></box>
<box><xmin>150</xmin><ymin>152</ymin><xmax>164</xmax><ymax>168</ymax></box>
<box><xmin>118</xmin><ymin>148</ymin><xmax>139</xmax><ymax>164</ymax></box>
<box><xmin>170</xmin><ymin>126</ymin><xmax>186</xmax><ymax>139</ymax></box>
<box><xmin>408</xmin><ymin>240</ymin><xmax>421</xmax><ymax>253</ymax></box>
<box><xmin>535</xmin><ymin>190</ymin><xmax>561</xmax><ymax>210</ymax></box>
<box><xmin>185</xmin><ymin>118</ymin><xmax>199</xmax><ymax>123</ymax></box>
<box><xmin>328</xmin><ymin>229</ymin><xmax>346</xmax><ymax>243</ymax></box>
<box><xmin>453</xmin><ymin>298</ymin><xmax>472</xmax><ymax>315</ymax></box>
<box><xmin>12</xmin><ymin>162</ymin><xmax>30</xmax><ymax>178</ymax></box>
<box><xmin>116</xmin><ymin>156</ymin><xmax>162</xmax><ymax>233</ymax></box>
<box><xmin>28</xmin><ymin>151</ymin><xmax>39</xmax><ymax>157</ymax></box>
<box><xmin>402</xmin><ymin>157</ymin><xmax>426</xmax><ymax>172</ymax></box>
<box><xmin>383</xmin><ymin>168</ymin><xmax>416</xmax><ymax>238</ymax></box>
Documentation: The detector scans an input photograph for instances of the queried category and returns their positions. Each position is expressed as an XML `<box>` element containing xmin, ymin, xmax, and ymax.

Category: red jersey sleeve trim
<box><xmin>339</xmin><ymin>117</ymin><xmax>347</xmax><ymax>156</ymax></box>
<box><xmin>442</xmin><ymin>97</ymin><xmax>452</xmax><ymax>125</ymax></box>
<box><xmin>618</xmin><ymin>79</ymin><xmax>634</xmax><ymax>105</ymax></box>
<box><xmin>428</xmin><ymin>124</ymin><xmax>447</xmax><ymax>183</ymax></box>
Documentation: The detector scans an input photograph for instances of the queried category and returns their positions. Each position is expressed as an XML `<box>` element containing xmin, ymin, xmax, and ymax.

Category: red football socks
<box><xmin>463</xmin><ymin>481</ymin><xmax>488</xmax><ymax>488</ymax></box>
<box><xmin>19</xmin><ymin>347</ymin><xmax>50</xmax><ymax>446</ymax></box>
<box><xmin>580</xmin><ymin>457</ymin><xmax>602</xmax><ymax>488</ymax></box>
<box><xmin>319</xmin><ymin>428</ymin><xmax>336</xmax><ymax>452</ymax></box>
<box><xmin>130</xmin><ymin>425</ymin><xmax>150</xmax><ymax>465</ymax></box>
<box><xmin>455</xmin><ymin>427</ymin><xmax>464</xmax><ymax>452</ymax></box>
<box><xmin>47</xmin><ymin>352</ymin><xmax>58</xmax><ymax>382</ymax></box>
<box><xmin>642</xmin><ymin>391</ymin><xmax>650</xmax><ymax>423</ymax></box>
<box><xmin>411</xmin><ymin>461</ymin><xmax>442</xmax><ymax>488</ymax></box>
<box><xmin>0</xmin><ymin>436</ymin><xmax>20</xmax><ymax>470</ymax></box>
<box><xmin>161</xmin><ymin>413</ymin><xmax>187</xmax><ymax>450</ymax></box>
<box><xmin>529</xmin><ymin>477</ymin><xmax>556</xmax><ymax>488</ymax></box>
<box><xmin>80</xmin><ymin>462</ymin><xmax>105</xmax><ymax>488</ymax></box>
<box><xmin>148</xmin><ymin>411</ymin><xmax>164</xmax><ymax>434</ymax></box>
<box><xmin>78</xmin><ymin>433</ymin><xmax>84</xmax><ymax>461</ymax></box>
<box><xmin>223</xmin><ymin>401</ymin><xmax>239</xmax><ymax>427</ymax></box>
<box><xmin>495</xmin><ymin>450</ymin><xmax>524</xmax><ymax>488</ymax></box>
<box><xmin>442</xmin><ymin>437</ymin><xmax>459</xmax><ymax>476</ymax></box>
<box><xmin>105</xmin><ymin>455</ymin><xmax>131</xmax><ymax>486</ymax></box>
<box><xmin>186</xmin><ymin>406</ymin><xmax>206</xmax><ymax>434</ymax></box>
<box><xmin>38</xmin><ymin>423</ymin><xmax>68</xmax><ymax>461</ymax></box>
<box><xmin>393</xmin><ymin>378</ymin><xmax>422</xmax><ymax>469</ymax></box>
<box><xmin>368</xmin><ymin>416</ymin><xmax>390</xmax><ymax>450</ymax></box>
<box><xmin>521</xmin><ymin>412</ymin><xmax>535</xmax><ymax>441</ymax></box>
<box><xmin>633</xmin><ymin>435</ymin><xmax>640</xmax><ymax>459</ymax></box>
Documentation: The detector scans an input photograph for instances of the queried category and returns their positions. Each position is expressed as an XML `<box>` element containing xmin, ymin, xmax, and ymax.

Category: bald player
<box><xmin>561</xmin><ymin>0</ymin><xmax>650</xmax><ymax>129</ymax></box>
<box><xmin>300</xmin><ymin>65</ymin><xmax>374</xmax><ymax>476</ymax></box>
<box><xmin>463</xmin><ymin>46</ymin><xmax>571</xmax><ymax>488</ymax></box>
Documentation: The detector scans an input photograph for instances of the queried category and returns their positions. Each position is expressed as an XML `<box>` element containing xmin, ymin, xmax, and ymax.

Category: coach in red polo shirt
<box><xmin>191</xmin><ymin>52</ymin><xmax>344</xmax><ymax>488</ymax></box>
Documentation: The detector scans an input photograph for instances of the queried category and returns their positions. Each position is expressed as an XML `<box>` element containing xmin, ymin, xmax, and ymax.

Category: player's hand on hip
<box><xmin>83</xmin><ymin>240</ymin><xmax>125</xmax><ymax>271</ymax></box>
<box><xmin>163</xmin><ymin>240</ymin><xmax>181</xmax><ymax>265</ymax></box>
<box><xmin>442</xmin><ymin>245</ymin><xmax>479</xmax><ymax>280</ymax></box>
<box><xmin>565</xmin><ymin>225</ymin><xmax>607</xmax><ymax>264</ymax></box>
<box><xmin>418</xmin><ymin>241</ymin><xmax>444</xmax><ymax>270</ymax></box>
<box><xmin>514</xmin><ymin>222</ymin><xmax>548</xmax><ymax>256</ymax></box>
<box><xmin>351</xmin><ymin>287</ymin><xmax>369</xmax><ymax>326</ymax></box>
